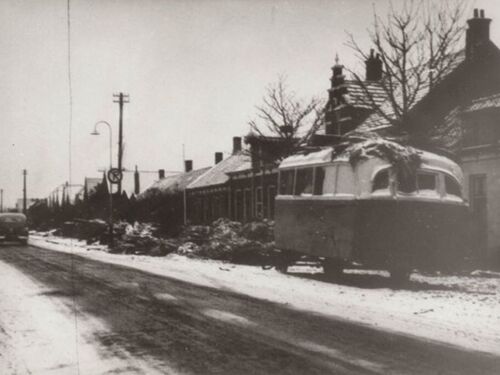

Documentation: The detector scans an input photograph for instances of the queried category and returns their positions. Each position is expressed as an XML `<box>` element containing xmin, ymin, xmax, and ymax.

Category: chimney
<box><xmin>134</xmin><ymin>165</ymin><xmax>140</xmax><ymax>195</ymax></box>
<box><xmin>158</xmin><ymin>169</ymin><xmax>165</xmax><ymax>179</ymax></box>
<box><xmin>184</xmin><ymin>160</ymin><xmax>193</xmax><ymax>172</ymax></box>
<box><xmin>466</xmin><ymin>8</ymin><xmax>491</xmax><ymax>60</ymax></box>
<box><xmin>215</xmin><ymin>152</ymin><xmax>223</xmax><ymax>164</ymax></box>
<box><xmin>331</xmin><ymin>53</ymin><xmax>345</xmax><ymax>86</ymax></box>
<box><xmin>232</xmin><ymin>137</ymin><xmax>242</xmax><ymax>154</ymax></box>
<box><xmin>365</xmin><ymin>49</ymin><xmax>383</xmax><ymax>81</ymax></box>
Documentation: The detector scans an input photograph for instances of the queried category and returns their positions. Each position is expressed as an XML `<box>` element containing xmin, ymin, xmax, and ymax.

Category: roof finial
<box><xmin>335</xmin><ymin>53</ymin><xmax>340</xmax><ymax>65</ymax></box>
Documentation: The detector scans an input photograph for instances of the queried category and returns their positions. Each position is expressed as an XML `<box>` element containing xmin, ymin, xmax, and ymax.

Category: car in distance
<box><xmin>0</xmin><ymin>213</ymin><xmax>29</xmax><ymax>245</ymax></box>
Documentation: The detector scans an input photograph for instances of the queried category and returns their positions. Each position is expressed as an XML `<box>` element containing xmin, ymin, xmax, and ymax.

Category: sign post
<box><xmin>106</xmin><ymin>168</ymin><xmax>122</xmax><ymax>248</ymax></box>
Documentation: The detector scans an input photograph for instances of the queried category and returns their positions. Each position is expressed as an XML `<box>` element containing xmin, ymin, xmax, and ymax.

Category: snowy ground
<box><xmin>0</xmin><ymin>248</ymin><xmax>162</xmax><ymax>374</ymax></box>
<box><xmin>29</xmin><ymin>234</ymin><xmax>500</xmax><ymax>356</ymax></box>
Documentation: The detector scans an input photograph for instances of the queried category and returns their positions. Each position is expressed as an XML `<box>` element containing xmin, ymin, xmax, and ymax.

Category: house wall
<box><xmin>186</xmin><ymin>187</ymin><xmax>230</xmax><ymax>224</ymax></box>
<box><xmin>230</xmin><ymin>170</ymin><xmax>278</xmax><ymax>222</ymax></box>
<box><xmin>461</xmin><ymin>149</ymin><xmax>500</xmax><ymax>260</ymax></box>
<box><xmin>186</xmin><ymin>170</ymin><xmax>279</xmax><ymax>225</ymax></box>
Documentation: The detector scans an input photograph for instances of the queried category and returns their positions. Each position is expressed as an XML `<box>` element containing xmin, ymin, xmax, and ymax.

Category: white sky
<box><xmin>0</xmin><ymin>0</ymin><xmax>498</xmax><ymax>207</ymax></box>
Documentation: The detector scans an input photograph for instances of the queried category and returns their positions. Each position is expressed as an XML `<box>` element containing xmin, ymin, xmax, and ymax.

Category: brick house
<box><xmin>186</xmin><ymin>137</ymin><xmax>251</xmax><ymax>223</ymax></box>
<box><xmin>185</xmin><ymin>135</ymin><xmax>293</xmax><ymax>223</ymax></box>
<box><xmin>138</xmin><ymin>163</ymin><xmax>210</xmax><ymax>230</ymax></box>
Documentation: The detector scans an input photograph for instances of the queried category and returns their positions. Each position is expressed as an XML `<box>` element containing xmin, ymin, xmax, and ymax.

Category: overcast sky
<box><xmin>0</xmin><ymin>0</ymin><xmax>497</xmax><ymax>207</ymax></box>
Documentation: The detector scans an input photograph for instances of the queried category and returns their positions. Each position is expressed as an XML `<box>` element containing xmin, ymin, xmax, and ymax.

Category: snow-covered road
<box><xmin>0</xmin><ymin>237</ymin><xmax>498</xmax><ymax>374</ymax></box>
<box><xmin>29</xmin><ymin>234</ymin><xmax>500</xmax><ymax>356</ymax></box>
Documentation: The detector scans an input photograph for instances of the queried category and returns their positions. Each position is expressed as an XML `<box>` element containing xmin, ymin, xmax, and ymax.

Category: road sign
<box><xmin>107</xmin><ymin>168</ymin><xmax>123</xmax><ymax>184</ymax></box>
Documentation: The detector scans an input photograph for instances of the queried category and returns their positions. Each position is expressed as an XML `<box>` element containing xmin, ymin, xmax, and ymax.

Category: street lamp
<box><xmin>91</xmin><ymin>121</ymin><xmax>114</xmax><ymax>248</ymax></box>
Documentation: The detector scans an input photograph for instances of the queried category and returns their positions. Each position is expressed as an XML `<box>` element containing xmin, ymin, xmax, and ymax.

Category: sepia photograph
<box><xmin>0</xmin><ymin>0</ymin><xmax>499</xmax><ymax>373</ymax></box>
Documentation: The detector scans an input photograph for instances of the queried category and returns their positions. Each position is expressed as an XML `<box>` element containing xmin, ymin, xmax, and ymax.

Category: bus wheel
<box><xmin>323</xmin><ymin>260</ymin><xmax>343</xmax><ymax>279</ymax></box>
<box><xmin>275</xmin><ymin>261</ymin><xmax>289</xmax><ymax>273</ymax></box>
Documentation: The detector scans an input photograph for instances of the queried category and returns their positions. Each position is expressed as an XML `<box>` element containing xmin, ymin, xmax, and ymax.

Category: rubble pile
<box><xmin>44</xmin><ymin>217</ymin><xmax>275</xmax><ymax>263</ymax></box>
<box><xmin>178</xmin><ymin>218</ymin><xmax>275</xmax><ymax>263</ymax></box>
<box><xmin>112</xmin><ymin>222</ymin><xmax>178</xmax><ymax>256</ymax></box>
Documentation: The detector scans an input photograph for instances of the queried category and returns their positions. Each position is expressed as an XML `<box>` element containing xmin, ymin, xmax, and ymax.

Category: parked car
<box><xmin>0</xmin><ymin>213</ymin><xmax>29</xmax><ymax>245</ymax></box>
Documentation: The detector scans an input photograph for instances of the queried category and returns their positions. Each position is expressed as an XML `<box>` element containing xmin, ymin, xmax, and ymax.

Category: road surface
<box><xmin>0</xmin><ymin>244</ymin><xmax>498</xmax><ymax>374</ymax></box>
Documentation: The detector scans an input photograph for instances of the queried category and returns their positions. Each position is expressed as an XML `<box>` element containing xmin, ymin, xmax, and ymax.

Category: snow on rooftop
<box><xmin>139</xmin><ymin>167</ymin><xmax>211</xmax><ymax>199</ymax></box>
<box><xmin>466</xmin><ymin>93</ymin><xmax>500</xmax><ymax>112</ymax></box>
<box><xmin>188</xmin><ymin>152</ymin><xmax>251</xmax><ymax>189</ymax></box>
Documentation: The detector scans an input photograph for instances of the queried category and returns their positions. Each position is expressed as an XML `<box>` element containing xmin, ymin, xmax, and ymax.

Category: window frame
<box><xmin>443</xmin><ymin>173</ymin><xmax>462</xmax><ymax>198</ymax></box>
<box><xmin>371</xmin><ymin>167</ymin><xmax>391</xmax><ymax>194</ymax></box>
<box><xmin>295</xmin><ymin>167</ymin><xmax>314</xmax><ymax>196</ymax></box>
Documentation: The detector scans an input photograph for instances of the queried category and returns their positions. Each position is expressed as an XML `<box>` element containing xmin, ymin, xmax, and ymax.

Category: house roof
<box><xmin>354</xmin><ymin>50</ymin><xmax>467</xmax><ymax>133</ymax></box>
<box><xmin>187</xmin><ymin>152</ymin><xmax>251</xmax><ymax>189</ymax></box>
<box><xmin>465</xmin><ymin>93</ymin><xmax>500</xmax><ymax>112</ymax></box>
<box><xmin>339</xmin><ymin>80</ymin><xmax>388</xmax><ymax>109</ymax></box>
<box><xmin>139</xmin><ymin>167</ymin><xmax>211</xmax><ymax>199</ymax></box>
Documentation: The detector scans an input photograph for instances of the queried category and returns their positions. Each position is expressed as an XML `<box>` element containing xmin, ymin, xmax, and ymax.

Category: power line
<box><xmin>66</xmin><ymin>1</ymin><xmax>80</xmax><ymax>374</ymax></box>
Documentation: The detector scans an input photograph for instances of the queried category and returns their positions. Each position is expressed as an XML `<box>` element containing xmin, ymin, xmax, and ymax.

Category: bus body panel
<box><xmin>275</xmin><ymin>197</ymin><xmax>469</xmax><ymax>270</ymax></box>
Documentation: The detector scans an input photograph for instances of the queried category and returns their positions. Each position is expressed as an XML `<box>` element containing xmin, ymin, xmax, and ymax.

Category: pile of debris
<box><xmin>177</xmin><ymin>218</ymin><xmax>275</xmax><ymax>264</ymax></box>
<box><xmin>112</xmin><ymin>222</ymin><xmax>178</xmax><ymax>256</ymax></box>
<box><xmin>46</xmin><ymin>217</ymin><xmax>276</xmax><ymax>264</ymax></box>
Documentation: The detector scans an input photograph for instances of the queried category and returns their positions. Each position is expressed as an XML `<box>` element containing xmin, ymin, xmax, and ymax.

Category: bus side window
<box><xmin>336</xmin><ymin>164</ymin><xmax>355</xmax><ymax>194</ymax></box>
<box><xmin>397</xmin><ymin>170</ymin><xmax>417</xmax><ymax>193</ymax></box>
<box><xmin>279</xmin><ymin>170</ymin><xmax>295</xmax><ymax>195</ymax></box>
<box><xmin>322</xmin><ymin>166</ymin><xmax>337</xmax><ymax>194</ymax></box>
<box><xmin>417</xmin><ymin>172</ymin><xmax>437</xmax><ymax>191</ymax></box>
<box><xmin>445</xmin><ymin>175</ymin><xmax>461</xmax><ymax>197</ymax></box>
<box><xmin>314</xmin><ymin>167</ymin><xmax>325</xmax><ymax>195</ymax></box>
<box><xmin>295</xmin><ymin>168</ymin><xmax>314</xmax><ymax>195</ymax></box>
<box><xmin>372</xmin><ymin>169</ymin><xmax>389</xmax><ymax>192</ymax></box>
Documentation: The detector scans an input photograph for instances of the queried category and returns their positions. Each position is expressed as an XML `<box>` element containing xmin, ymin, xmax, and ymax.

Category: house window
<box><xmin>243</xmin><ymin>188</ymin><xmax>252</xmax><ymax>221</ymax></box>
<box><xmin>202</xmin><ymin>196</ymin><xmax>210</xmax><ymax>222</ymax></box>
<box><xmin>295</xmin><ymin>168</ymin><xmax>314</xmax><ymax>195</ymax></box>
<box><xmin>464</xmin><ymin>122</ymin><xmax>499</xmax><ymax>147</ymax></box>
<box><xmin>313</xmin><ymin>167</ymin><xmax>325</xmax><ymax>195</ymax></box>
<box><xmin>470</xmin><ymin>174</ymin><xmax>487</xmax><ymax>216</ymax></box>
<box><xmin>255</xmin><ymin>187</ymin><xmax>263</xmax><ymax>219</ymax></box>
<box><xmin>279</xmin><ymin>170</ymin><xmax>295</xmax><ymax>195</ymax></box>
<box><xmin>267</xmin><ymin>185</ymin><xmax>276</xmax><ymax>219</ymax></box>
<box><xmin>234</xmin><ymin>189</ymin><xmax>243</xmax><ymax>221</ymax></box>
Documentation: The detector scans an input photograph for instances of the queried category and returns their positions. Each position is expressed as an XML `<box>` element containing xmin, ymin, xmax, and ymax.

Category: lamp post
<box><xmin>91</xmin><ymin>121</ymin><xmax>114</xmax><ymax>248</ymax></box>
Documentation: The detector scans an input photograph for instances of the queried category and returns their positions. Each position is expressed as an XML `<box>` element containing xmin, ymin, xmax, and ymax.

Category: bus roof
<box><xmin>279</xmin><ymin>144</ymin><xmax>463</xmax><ymax>181</ymax></box>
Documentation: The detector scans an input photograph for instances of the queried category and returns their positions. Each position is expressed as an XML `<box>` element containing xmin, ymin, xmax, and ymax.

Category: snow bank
<box><xmin>29</xmin><ymin>234</ymin><xmax>500</xmax><ymax>356</ymax></box>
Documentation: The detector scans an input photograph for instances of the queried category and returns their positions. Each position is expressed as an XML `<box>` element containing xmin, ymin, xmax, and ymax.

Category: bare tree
<box><xmin>248</xmin><ymin>76</ymin><xmax>325</xmax><ymax>151</ymax></box>
<box><xmin>346</xmin><ymin>0</ymin><xmax>469</xmax><ymax>130</ymax></box>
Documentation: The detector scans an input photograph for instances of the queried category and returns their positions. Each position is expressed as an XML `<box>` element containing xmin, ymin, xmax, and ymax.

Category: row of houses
<box><xmin>33</xmin><ymin>9</ymin><xmax>500</xmax><ymax>262</ymax></box>
<box><xmin>138</xmin><ymin>9</ymin><xmax>500</xmax><ymax>262</ymax></box>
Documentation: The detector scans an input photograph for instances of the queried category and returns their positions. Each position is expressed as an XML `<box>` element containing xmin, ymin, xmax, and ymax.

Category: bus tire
<box><xmin>323</xmin><ymin>260</ymin><xmax>343</xmax><ymax>279</ymax></box>
<box><xmin>389</xmin><ymin>268</ymin><xmax>411</xmax><ymax>284</ymax></box>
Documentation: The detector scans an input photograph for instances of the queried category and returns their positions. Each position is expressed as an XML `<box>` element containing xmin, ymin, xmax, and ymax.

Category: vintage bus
<box><xmin>274</xmin><ymin>145</ymin><xmax>469</xmax><ymax>281</ymax></box>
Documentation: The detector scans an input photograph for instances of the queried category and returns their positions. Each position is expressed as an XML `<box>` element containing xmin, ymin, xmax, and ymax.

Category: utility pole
<box><xmin>113</xmin><ymin>92</ymin><xmax>129</xmax><ymax>195</ymax></box>
<box><xmin>22</xmin><ymin>169</ymin><xmax>27</xmax><ymax>214</ymax></box>
<box><xmin>0</xmin><ymin>189</ymin><xmax>3</xmax><ymax>212</ymax></box>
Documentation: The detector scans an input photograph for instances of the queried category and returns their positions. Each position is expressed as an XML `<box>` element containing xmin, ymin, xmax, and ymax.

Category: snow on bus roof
<box><xmin>279</xmin><ymin>140</ymin><xmax>462</xmax><ymax>180</ymax></box>
<box><xmin>418</xmin><ymin>150</ymin><xmax>463</xmax><ymax>181</ymax></box>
